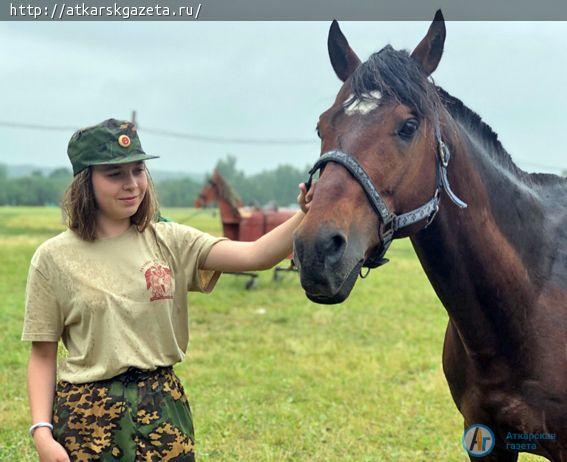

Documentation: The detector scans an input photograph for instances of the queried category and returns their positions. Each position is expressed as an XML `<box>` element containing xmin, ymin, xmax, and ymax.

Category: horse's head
<box><xmin>294</xmin><ymin>11</ymin><xmax>452</xmax><ymax>304</ymax></box>
<box><xmin>194</xmin><ymin>178</ymin><xmax>217</xmax><ymax>208</ymax></box>
<box><xmin>194</xmin><ymin>169</ymin><xmax>244</xmax><ymax>215</ymax></box>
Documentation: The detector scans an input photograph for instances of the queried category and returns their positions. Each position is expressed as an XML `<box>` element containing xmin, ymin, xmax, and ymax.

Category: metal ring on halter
<box><xmin>439</xmin><ymin>141</ymin><xmax>450</xmax><ymax>167</ymax></box>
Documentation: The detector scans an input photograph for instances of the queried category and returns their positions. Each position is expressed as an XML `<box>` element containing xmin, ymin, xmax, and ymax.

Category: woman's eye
<box><xmin>398</xmin><ymin>119</ymin><xmax>419</xmax><ymax>140</ymax></box>
<box><xmin>107</xmin><ymin>168</ymin><xmax>144</xmax><ymax>177</ymax></box>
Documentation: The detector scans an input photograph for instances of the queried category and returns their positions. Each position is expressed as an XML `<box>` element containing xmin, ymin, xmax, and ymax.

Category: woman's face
<box><xmin>91</xmin><ymin>161</ymin><xmax>148</xmax><ymax>221</ymax></box>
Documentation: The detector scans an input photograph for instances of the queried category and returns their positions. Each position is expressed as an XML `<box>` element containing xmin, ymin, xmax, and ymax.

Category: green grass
<box><xmin>0</xmin><ymin>206</ymin><xmax>545</xmax><ymax>461</ymax></box>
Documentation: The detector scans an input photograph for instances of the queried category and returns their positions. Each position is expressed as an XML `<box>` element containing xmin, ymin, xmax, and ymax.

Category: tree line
<box><xmin>3</xmin><ymin>159</ymin><xmax>566</xmax><ymax>208</ymax></box>
<box><xmin>0</xmin><ymin>156</ymin><xmax>311</xmax><ymax>208</ymax></box>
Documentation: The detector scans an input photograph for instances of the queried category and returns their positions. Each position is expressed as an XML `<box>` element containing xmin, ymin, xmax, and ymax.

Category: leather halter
<box><xmin>304</xmin><ymin>121</ymin><xmax>467</xmax><ymax>272</ymax></box>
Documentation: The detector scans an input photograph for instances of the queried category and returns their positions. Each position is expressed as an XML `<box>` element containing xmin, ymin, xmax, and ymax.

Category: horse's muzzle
<box><xmin>293</xmin><ymin>227</ymin><xmax>363</xmax><ymax>304</ymax></box>
<box><xmin>303</xmin><ymin>259</ymin><xmax>364</xmax><ymax>304</ymax></box>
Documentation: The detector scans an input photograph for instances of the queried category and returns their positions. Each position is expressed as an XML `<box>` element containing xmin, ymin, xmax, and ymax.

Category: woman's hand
<box><xmin>297</xmin><ymin>181</ymin><xmax>315</xmax><ymax>214</ymax></box>
<box><xmin>34</xmin><ymin>429</ymin><xmax>70</xmax><ymax>462</ymax></box>
<box><xmin>203</xmin><ymin>181</ymin><xmax>318</xmax><ymax>272</ymax></box>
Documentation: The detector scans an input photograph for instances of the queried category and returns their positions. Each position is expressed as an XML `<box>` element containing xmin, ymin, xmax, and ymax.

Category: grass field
<box><xmin>0</xmin><ymin>206</ymin><xmax>546</xmax><ymax>461</ymax></box>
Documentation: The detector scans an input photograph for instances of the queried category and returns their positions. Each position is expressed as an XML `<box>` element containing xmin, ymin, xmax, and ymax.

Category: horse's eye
<box><xmin>316</xmin><ymin>127</ymin><xmax>322</xmax><ymax>139</ymax></box>
<box><xmin>398</xmin><ymin>119</ymin><xmax>419</xmax><ymax>140</ymax></box>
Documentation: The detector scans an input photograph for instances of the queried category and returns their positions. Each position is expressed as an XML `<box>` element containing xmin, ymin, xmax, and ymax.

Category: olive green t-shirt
<box><xmin>21</xmin><ymin>222</ymin><xmax>227</xmax><ymax>384</ymax></box>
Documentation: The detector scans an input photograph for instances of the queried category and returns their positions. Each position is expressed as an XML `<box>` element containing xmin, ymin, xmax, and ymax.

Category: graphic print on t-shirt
<box><xmin>142</xmin><ymin>261</ymin><xmax>174</xmax><ymax>302</ymax></box>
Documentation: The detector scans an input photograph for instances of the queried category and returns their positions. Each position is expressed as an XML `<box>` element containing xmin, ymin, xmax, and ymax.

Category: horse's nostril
<box><xmin>325</xmin><ymin>232</ymin><xmax>347</xmax><ymax>264</ymax></box>
<box><xmin>330</xmin><ymin>234</ymin><xmax>344</xmax><ymax>252</ymax></box>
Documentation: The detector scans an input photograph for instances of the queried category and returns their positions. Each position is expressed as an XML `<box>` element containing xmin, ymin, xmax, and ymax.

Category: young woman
<box><xmin>22</xmin><ymin>119</ymin><xmax>313</xmax><ymax>462</ymax></box>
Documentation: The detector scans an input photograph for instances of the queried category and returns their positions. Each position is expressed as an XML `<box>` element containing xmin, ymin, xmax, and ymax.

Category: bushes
<box><xmin>0</xmin><ymin>167</ymin><xmax>71</xmax><ymax>206</ymax></box>
<box><xmin>0</xmin><ymin>157</ymin><xmax>311</xmax><ymax>207</ymax></box>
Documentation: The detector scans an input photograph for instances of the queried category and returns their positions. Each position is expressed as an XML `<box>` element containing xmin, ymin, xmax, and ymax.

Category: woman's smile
<box><xmin>118</xmin><ymin>195</ymin><xmax>139</xmax><ymax>205</ymax></box>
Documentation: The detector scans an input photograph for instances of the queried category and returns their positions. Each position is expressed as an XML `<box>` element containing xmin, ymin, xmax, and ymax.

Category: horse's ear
<box><xmin>410</xmin><ymin>10</ymin><xmax>446</xmax><ymax>76</ymax></box>
<box><xmin>328</xmin><ymin>20</ymin><xmax>361</xmax><ymax>82</ymax></box>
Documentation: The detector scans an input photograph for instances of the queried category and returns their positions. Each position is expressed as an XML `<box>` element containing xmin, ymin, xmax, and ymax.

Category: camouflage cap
<box><xmin>67</xmin><ymin>118</ymin><xmax>159</xmax><ymax>176</ymax></box>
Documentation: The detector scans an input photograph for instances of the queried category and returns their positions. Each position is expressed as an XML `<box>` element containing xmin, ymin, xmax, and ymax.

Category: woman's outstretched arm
<box><xmin>201</xmin><ymin>183</ymin><xmax>313</xmax><ymax>272</ymax></box>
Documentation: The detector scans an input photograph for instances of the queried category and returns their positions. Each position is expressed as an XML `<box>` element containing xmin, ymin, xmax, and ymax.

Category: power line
<box><xmin>142</xmin><ymin>127</ymin><xmax>315</xmax><ymax>146</ymax></box>
<box><xmin>0</xmin><ymin>120</ymin><xmax>317</xmax><ymax>146</ymax></box>
<box><xmin>0</xmin><ymin>120</ymin><xmax>77</xmax><ymax>131</ymax></box>
<box><xmin>0</xmin><ymin>119</ymin><xmax>564</xmax><ymax>172</ymax></box>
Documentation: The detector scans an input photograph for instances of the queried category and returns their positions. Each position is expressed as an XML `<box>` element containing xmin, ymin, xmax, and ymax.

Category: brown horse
<box><xmin>293</xmin><ymin>12</ymin><xmax>566</xmax><ymax>461</ymax></box>
<box><xmin>195</xmin><ymin>170</ymin><xmax>297</xmax><ymax>286</ymax></box>
<box><xmin>194</xmin><ymin>169</ymin><xmax>297</xmax><ymax>241</ymax></box>
<box><xmin>194</xmin><ymin>169</ymin><xmax>244</xmax><ymax>241</ymax></box>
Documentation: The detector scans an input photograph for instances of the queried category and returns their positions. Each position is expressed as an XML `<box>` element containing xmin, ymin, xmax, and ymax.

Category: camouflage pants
<box><xmin>52</xmin><ymin>365</ymin><xmax>195</xmax><ymax>462</ymax></box>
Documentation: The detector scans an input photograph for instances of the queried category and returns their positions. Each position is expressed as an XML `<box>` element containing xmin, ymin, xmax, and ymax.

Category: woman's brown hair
<box><xmin>61</xmin><ymin>166</ymin><xmax>159</xmax><ymax>242</ymax></box>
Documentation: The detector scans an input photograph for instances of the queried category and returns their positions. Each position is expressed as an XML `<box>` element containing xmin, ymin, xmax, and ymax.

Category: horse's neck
<box><xmin>214</xmin><ymin>181</ymin><xmax>240</xmax><ymax>209</ymax></box>
<box><xmin>212</xmin><ymin>185</ymin><xmax>240</xmax><ymax>220</ymax></box>
<box><xmin>410</xmin><ymin>124</ymin><xmax>548</xmax><ymax>358</ymax></box>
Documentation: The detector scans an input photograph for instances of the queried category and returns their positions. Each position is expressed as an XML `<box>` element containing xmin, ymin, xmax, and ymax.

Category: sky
<box><xmin>1</xmin><ymin>21</ymin><xmax>566</xmax><ymax>176</ymax></box>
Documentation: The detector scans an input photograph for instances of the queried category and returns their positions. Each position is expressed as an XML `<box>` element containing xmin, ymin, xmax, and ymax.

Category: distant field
<box><xmin>0</xmin><ymin>207</ymin><xmax>545</xmax><ymax>461</ymax></box>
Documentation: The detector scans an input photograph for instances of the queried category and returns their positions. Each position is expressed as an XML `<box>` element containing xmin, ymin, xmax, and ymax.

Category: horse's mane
<box><xmin>351</xmin><ymin>45</ymin><xmax>565</xmax><ymax>188</ymax></box>
<box><xmin>210</xmin><ymin>170</ymin><xmax>243</xmax><ymax>212</ymax></box>
<box><xmin>437</xmin><ymin>88</ymin><xmax>565</xmax><ymax>188</ymax></box>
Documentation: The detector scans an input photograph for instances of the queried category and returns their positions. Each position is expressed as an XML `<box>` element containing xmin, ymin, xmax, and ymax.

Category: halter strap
<box><xmin>304</xmin><ymin>126</ymin><xmax>467</xmax><ymax>270</ymax></box>
<box><xmin>306</xmin><ymin>151</ymin><xmax>392</xmax><ymax>223</ymax></box>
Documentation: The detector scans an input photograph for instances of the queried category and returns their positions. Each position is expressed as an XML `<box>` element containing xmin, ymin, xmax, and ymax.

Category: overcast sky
<box><xmin>1</xmin><ymin>21</ymin><xmax>565</xmax><ymax>175</ymax></box>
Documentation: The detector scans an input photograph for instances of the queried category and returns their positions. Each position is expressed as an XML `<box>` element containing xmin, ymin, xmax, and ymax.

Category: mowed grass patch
<box><xmin>0</xmin><ymin>206</ymin><xmax>545</xmax><ymax>461</ymax></box>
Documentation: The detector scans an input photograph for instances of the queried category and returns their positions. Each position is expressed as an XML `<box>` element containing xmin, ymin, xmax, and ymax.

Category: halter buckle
<box><xmin>425</xmin><ymin>202</ymin><xmax>440</xmax><ymax>228</ymax></box>
<box><xmin>439</xmin><ymin>141</ymin><xmax>450</xmax><ymax>167</ymax></box>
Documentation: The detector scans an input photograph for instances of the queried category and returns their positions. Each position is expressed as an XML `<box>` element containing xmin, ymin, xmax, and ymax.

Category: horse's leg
<box><xmin>461</xmin><ymin>415</ymin><xmax>525</xmax><ymax>462</ymax></box>
<box><xmin>443</xmin><ymin>322</ymin><xmax>521</xmax><ymax>462</ymax></box>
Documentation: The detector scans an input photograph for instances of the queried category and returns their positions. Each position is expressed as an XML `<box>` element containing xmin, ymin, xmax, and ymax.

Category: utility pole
<box><xmin>131</xmin><ymin>110</ymin><xmax>137</xmax><ymax>127</ymax></box>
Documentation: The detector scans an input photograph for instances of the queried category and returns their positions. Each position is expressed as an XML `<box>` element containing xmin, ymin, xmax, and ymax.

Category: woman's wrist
<box><xmin>32</xmin><ymin>426</ymin><xmax>54</xmax><ymax>444</ymax></box>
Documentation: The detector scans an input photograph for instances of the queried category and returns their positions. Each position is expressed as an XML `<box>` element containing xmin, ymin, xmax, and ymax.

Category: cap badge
<box><xmin>118</xmin><ymin>134</ymin><xmax>131</xmax><ymax>148</ymax></box>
